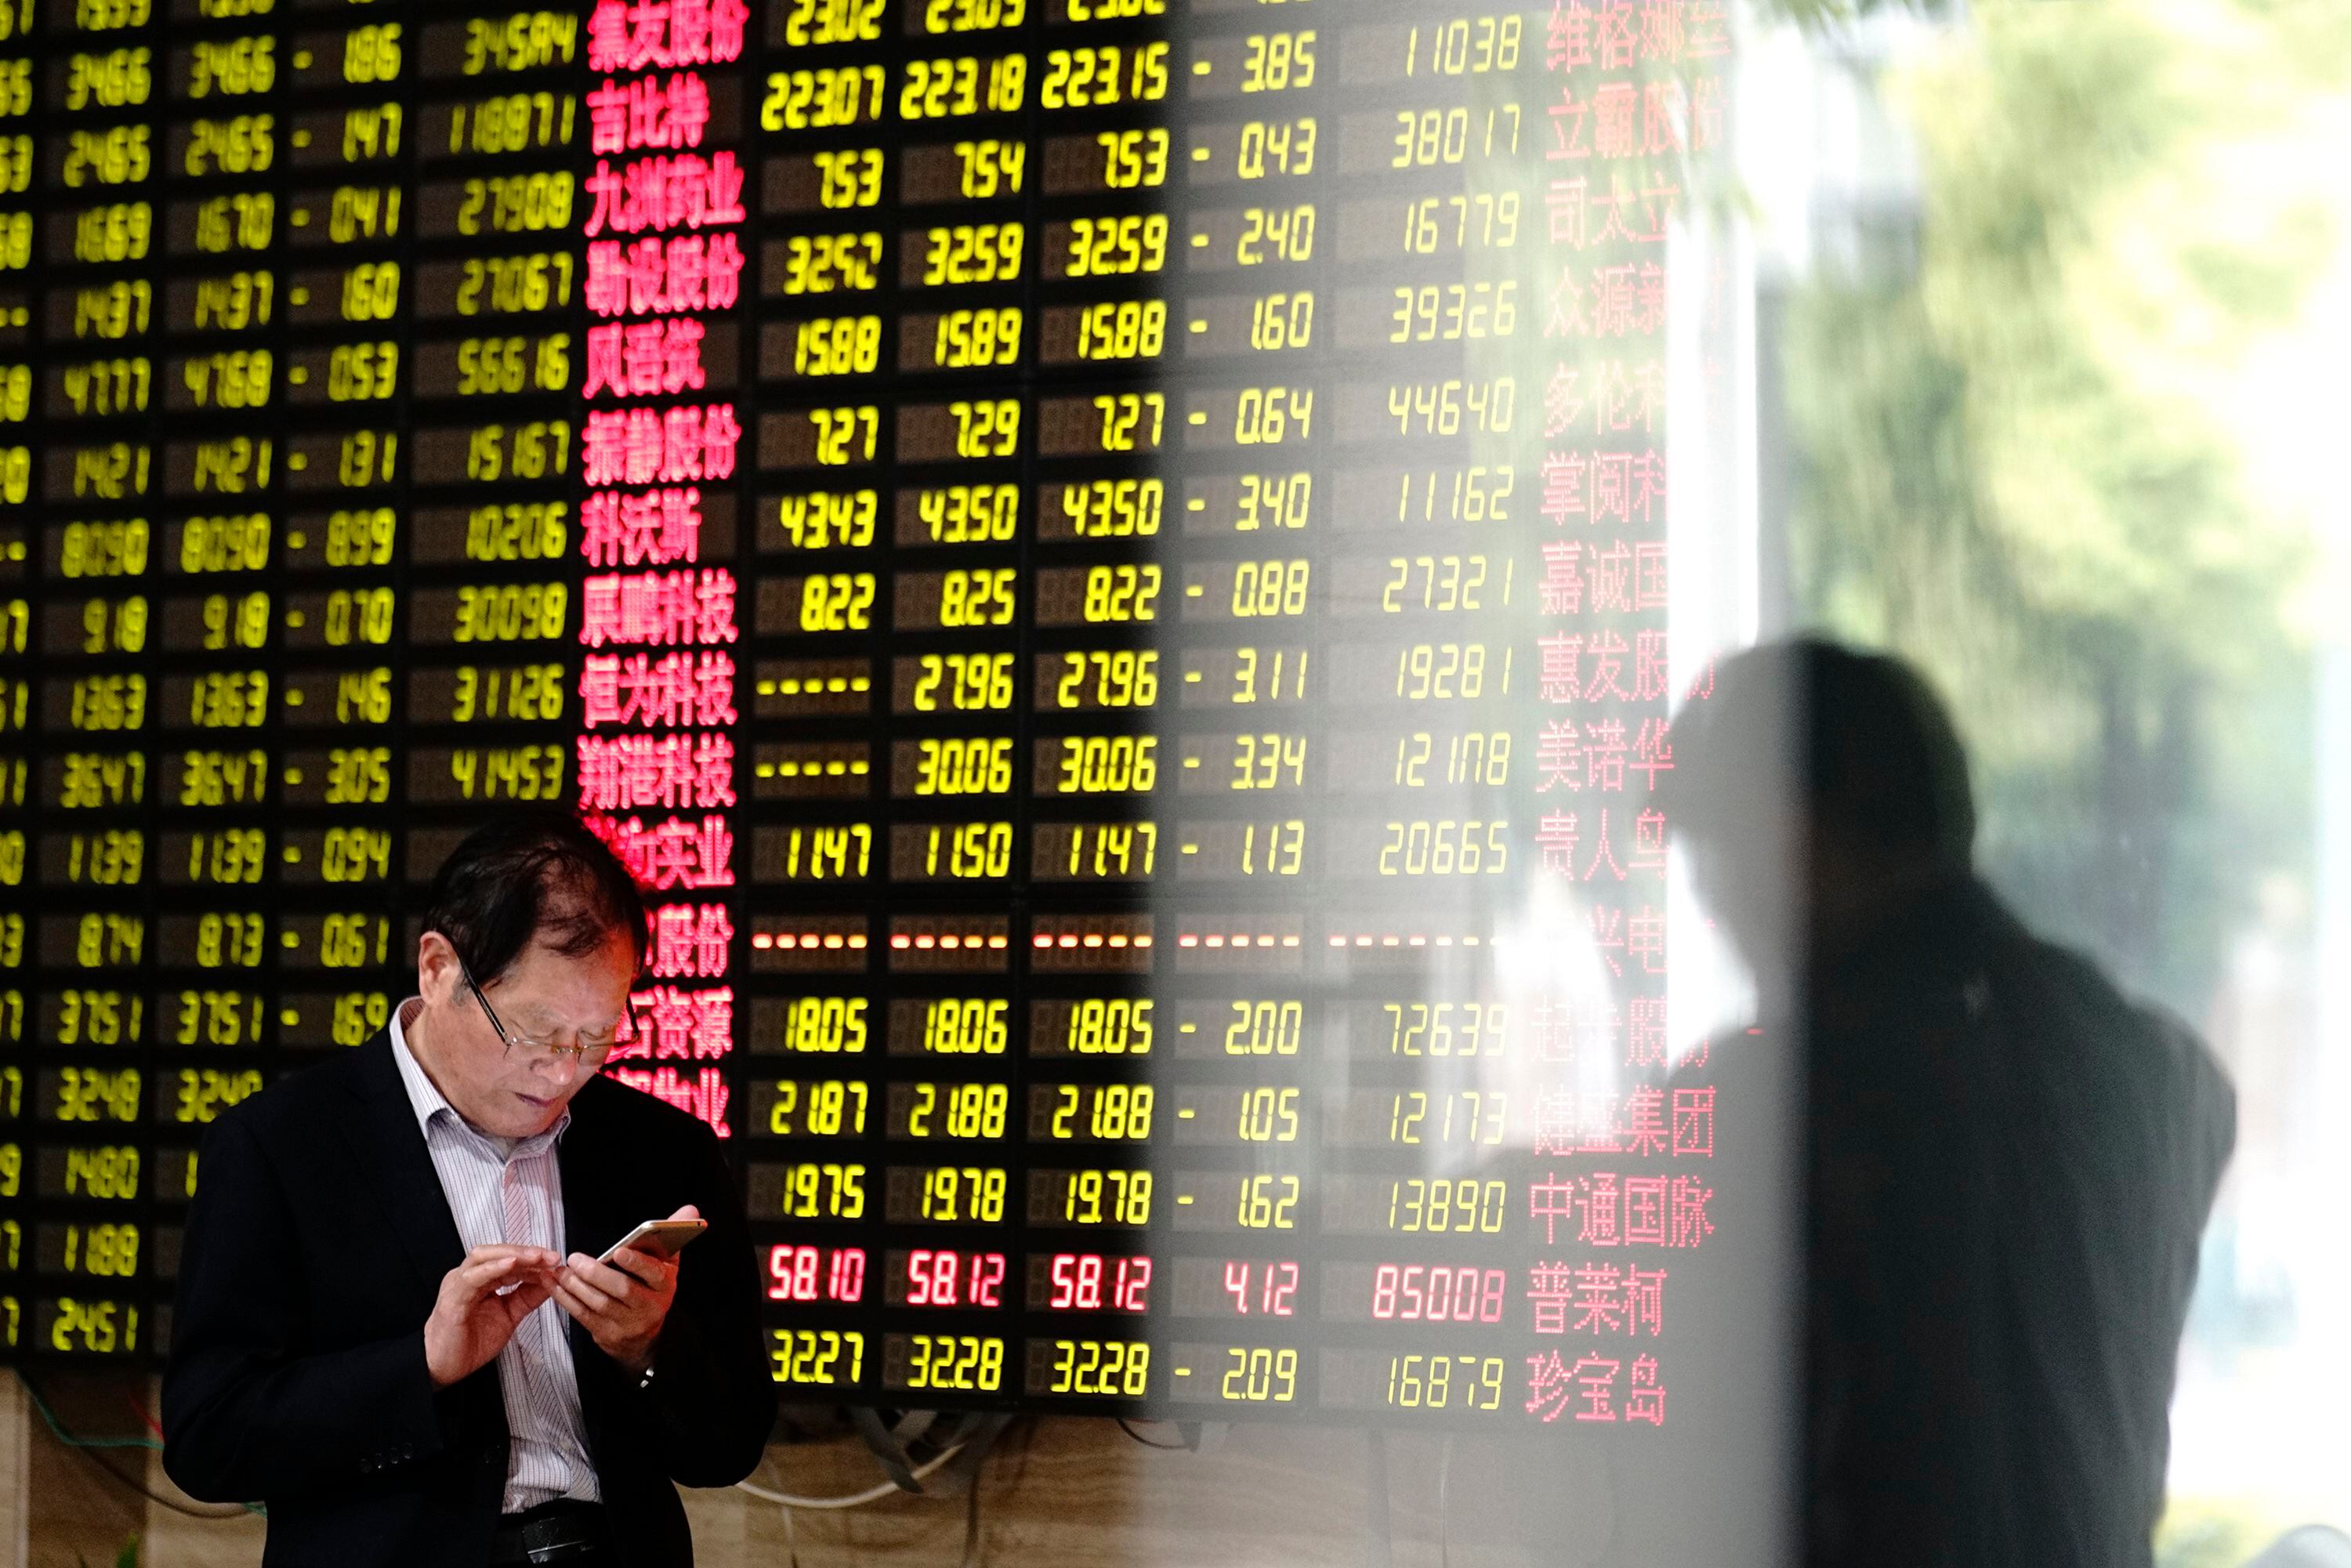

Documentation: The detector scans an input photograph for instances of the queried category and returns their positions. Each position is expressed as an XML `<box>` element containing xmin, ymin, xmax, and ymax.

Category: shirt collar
<box><xmin>390</xmin><ymin>996</ymin><xmax>571</xmax><ymax>1158</ymax></box>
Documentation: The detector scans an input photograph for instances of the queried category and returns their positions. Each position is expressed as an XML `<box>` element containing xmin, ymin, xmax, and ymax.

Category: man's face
<box><xmin>415</xmin><ymin>929</ymin><xmax>636</xmax><ymax>1139</ymax></box>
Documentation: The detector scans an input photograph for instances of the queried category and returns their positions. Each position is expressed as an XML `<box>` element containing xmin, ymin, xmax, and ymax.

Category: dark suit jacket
<box><xmin>1698</xmin><ymin>877</ymin><xmax>2233</xmax><ymax>1568</ymax></box>
<box><xmin>161</xmin><ymin>1028</ymin><xmax>777</xmax><ymax>1567</ymax></box>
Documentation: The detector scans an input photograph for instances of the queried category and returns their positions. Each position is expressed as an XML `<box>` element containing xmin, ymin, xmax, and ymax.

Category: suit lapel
<box><xmin>346</xmin><ymin>1027</ymin><xmax>467</xmax><ymax>1291</ymax></box>
<box><xmin>558</xmin><ymin>1079</ymin><xmax>630</xmax><ymax>1442</ymax></box>
<box><xmin>557</xmin><ymin>1077</ymin><xmax>630</xmax><ymax>1265</ymax></box>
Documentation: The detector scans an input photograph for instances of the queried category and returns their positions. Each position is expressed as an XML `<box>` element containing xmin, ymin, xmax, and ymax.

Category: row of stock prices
<box><xmin>0</xmin><ymin>0</ymin><xmax>1738</xmax><ymax>1432</ymax></box>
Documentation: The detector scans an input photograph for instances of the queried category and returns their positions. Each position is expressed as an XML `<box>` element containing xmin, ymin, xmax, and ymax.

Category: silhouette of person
<box><xmin>1664</xmin><ymin>637</ymin><xmax>2235</xmax><ymax>1568</ymax></box>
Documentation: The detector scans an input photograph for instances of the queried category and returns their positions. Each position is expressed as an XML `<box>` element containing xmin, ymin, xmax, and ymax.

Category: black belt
<box><xmin>489</xmin><ymin>1498</ymin><xmax>613</xmax><ymax>1566</ymax></box>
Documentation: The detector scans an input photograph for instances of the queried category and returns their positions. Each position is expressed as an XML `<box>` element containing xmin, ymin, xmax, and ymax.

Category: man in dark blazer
<box><xmin>162</xmin><ymin>813</ymin><xmax>776</xmax><ymax>1566</ymax></box>
<box><xmin>1664</xmin><ymin>640</ymin><xmax>2233</xmax><ymax>1568</ymax></box>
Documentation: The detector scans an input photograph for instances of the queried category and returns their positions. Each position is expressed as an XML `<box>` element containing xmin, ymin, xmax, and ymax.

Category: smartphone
<box><xmin>596</xmin><ymin>1219</ymin><xmax>707</xmax><ymax>1267</ymax></box>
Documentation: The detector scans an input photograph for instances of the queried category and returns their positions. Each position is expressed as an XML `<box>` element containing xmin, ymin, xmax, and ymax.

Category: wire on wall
<box><xmin>737</xmin><ymin>1414</ymin><xmax>1036</xmax><ymax>1566</ymax></box>
<box><xmin>13</xmin><ymin>1371</ymin><xmax>260</xmax><ymax>1521</ymax></box>
<box><xmin>1114</xmin><ymin>1418</ymin><xmax>1186</xmax><ymax>1451</ymax></box>
<box><xmin>735</xmin><ymin>1440</ymin><xmax>969</xmax><ymax>1511</ymax></box>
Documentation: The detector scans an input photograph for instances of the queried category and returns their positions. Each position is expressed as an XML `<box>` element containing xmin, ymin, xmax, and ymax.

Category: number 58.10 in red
<box><xmin>766</xmin><ymin>1244</ymin><xmax>866</xmax><ymax>1303</ymax></box>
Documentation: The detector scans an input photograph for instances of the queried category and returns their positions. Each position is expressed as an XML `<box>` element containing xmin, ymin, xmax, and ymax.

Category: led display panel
<box><xmin>0</xmin><ymin>0</ymin><xmax>1740</xmax><ymax>1432</ymax></box>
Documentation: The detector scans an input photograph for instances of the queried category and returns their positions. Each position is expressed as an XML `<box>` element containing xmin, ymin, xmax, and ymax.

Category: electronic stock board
<box><xmin>0</xmin><ymin>0</ymin><xmax>1740</xmax><ymax>1432</ymax></box>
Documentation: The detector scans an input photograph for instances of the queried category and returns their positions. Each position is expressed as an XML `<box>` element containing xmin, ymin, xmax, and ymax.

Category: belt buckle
<box><xmin>491</xmin><ymin>1506</ymin><xmax>600</xmax><ymax>1566</ymax></box>
<box><xmin>520</xmin><ymin>1508</ymin><xmax>603</xmax><ymax>1565</ymax></box>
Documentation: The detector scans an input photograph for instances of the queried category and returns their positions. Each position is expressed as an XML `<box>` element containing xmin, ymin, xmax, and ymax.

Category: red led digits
<box><xmin>1222</xmin><ymin>1259</ymin><xmax>1298</xmax><ymax>1316</ymax></box>
<box><xmin>1369</xmin><ymin>1265</ymin><xmax>1504</xmax><ymax>1324</ymax></box>
<box><xmin>903</xmin><ymin>1249</ymin><xmax>1008</xmax><ymax>1309</ymax></box>
<box><xmin>1047</xmin><ymin>1253</ymin><xmax>1150</xmax><ymax>1313</ymax></box>
<box><xmin>766</xmin><ymin>1244</ymin><xmax>867</xmax><ymax>1303</ymax></box>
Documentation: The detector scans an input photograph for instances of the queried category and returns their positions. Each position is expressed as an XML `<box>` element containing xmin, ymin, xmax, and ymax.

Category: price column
<box><xmin>0</xmin><ymin>0</ymin><xmax>31</xmax><ymax>1360</ymax></box>
<box><xmin>742</xmin><ymin>0</ymin><xmax>897</xmax><ymax>1406</ymax></box>
<box><xmin>1020</xmin><ymin>0</ymin><xmax>1174</xmax><ymax>1414</ymax></box>
<box><xmin>152</xmin><ymin>0</ymin><xmax>300</xmax><ymax>1331</ymax></box>
<box><xmin>37</xmin><ymin>0</ymin><xmax>166</xmax><ymax>1361</ymax></box>
<box><xmin>892</xmin><ymin>0</ymin><xmax>1041</xmax><ymax>1413</ymax></box>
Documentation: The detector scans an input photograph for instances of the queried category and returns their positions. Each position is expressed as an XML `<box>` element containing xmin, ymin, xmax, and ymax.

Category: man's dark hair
<box><xmin>1665</xmin><ymin>636</ymin><xmax>1977</xmax><ymax>867</ymax></box>
<box><xmin>419</xmin><ymin>811</ymin><xmax>650</xmax><ymax>984</ymax></box>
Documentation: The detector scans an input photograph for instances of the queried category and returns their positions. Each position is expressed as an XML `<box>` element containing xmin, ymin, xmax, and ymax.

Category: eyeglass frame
<box><xmin>457</xmin><ymin>958</ymin><xmax>642</xmax><ymax>1066</ymax></box>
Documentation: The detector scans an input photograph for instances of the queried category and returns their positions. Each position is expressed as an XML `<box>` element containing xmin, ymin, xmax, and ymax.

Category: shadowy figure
<box><xmin>1666</xmin><ymin>638</ymin><xmax>2234</xmax><ymax>1568</ymax></box>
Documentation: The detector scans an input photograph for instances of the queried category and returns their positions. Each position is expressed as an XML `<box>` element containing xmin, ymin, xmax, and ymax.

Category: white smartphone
<box><xmin>596</xmin><ymin>1219</ymin><xmax>707</xmax><ymax>1267</ymax></box>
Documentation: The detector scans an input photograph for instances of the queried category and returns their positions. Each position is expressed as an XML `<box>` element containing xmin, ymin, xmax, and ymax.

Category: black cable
<box><xmin>956</xmin><ymin>1427</ymin><xmax>986</xmax><ymax>1568</ymax></box>
<box><xmin>77</xmin><ymin>1446</ymin><xmax>254</xmax><ymax>1522</ymax></box>
<box><xmin>1114</xmin><ymin>1417</ymin><xmax>1184</xmax><ymax>1451</ymax></box>
<box><xmin>1002</xmin><ymin>1414</ymin><xmax>1037</xmax><ymax>1497</ymax></box>
<box><xmin>948</xmin><ymin>1414</ymin><xmax>1039</xmax><ymax>1567</ymax></box>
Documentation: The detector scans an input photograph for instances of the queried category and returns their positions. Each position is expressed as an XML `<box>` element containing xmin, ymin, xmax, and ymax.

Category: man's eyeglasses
<box><xmin>458</xmin><ymin>961</ymin><xmax>644</xmax><ymax>1066</ymax></box>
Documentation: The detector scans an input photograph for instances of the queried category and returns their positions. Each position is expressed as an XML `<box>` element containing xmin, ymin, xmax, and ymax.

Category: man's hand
<box><xmin>423</xmin><ymin>1244</ymin><xmax>560</xmax><ymax>1389</ymax></box>
<box><xmin>552</xmin><ymin>1204</ymin><xmax>694</xmax><ymax>1375</ymax></box>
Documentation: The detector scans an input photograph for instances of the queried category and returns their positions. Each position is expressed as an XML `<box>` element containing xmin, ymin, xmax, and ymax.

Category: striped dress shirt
<box><xmin>389</xmin><ymin>997</ymin><xmax>600</xmax><ymax>1511</ymax></box>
